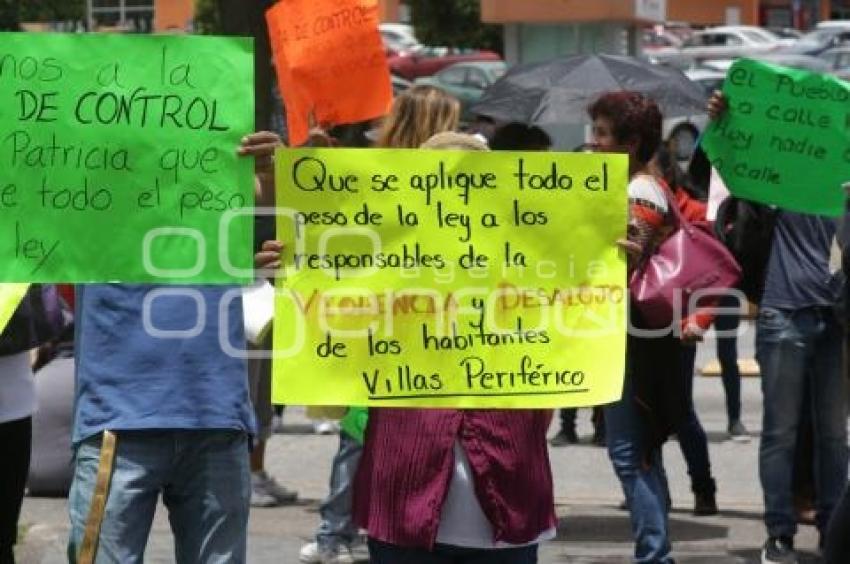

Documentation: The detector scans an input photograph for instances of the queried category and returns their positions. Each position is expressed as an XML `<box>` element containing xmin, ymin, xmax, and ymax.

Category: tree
<box><xmin>193</xmin><ymin>0</ymin><xmax>277</xmax><ymax>132</ymax></box>
<box><xmin>0</xmin><ymin>0</ymin><xmax>20</xmax><ymax>30</ymax></box>
<box><xmin>193</xmin><ymin>0</ymin><xmax>221</xmax><ymax>34</ymax></box>
<box><xmin>20</xmin><ymin>0</ymin><xmax>84</xmax><ymax>22</ymax></box>
<box><xmin>0</xmin><ymin>0</ymin><xmax>85</xmax><ymax>30</ymax></box>
<box><xmin>407</xmin><ymin>0</ymin><xmax>502</xmax><ymax>53</ymax></box>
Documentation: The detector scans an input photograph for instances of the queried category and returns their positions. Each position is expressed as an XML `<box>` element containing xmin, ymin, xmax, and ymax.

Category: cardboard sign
<box><xmin>266</xmin><ymin>0</ymin><xmax>393</xmax><ymax>146</ymax></box>
<box><xmin>702</xmin><ymin>58</ymin><xmax>850</xmax><ymax>216</ymax></box>
<box><xmin>0</xmin><ymin>284</ymin><xmax>30</xmax><ymax>333</ymax></box>
<box><xmin>0</xmin><ymin>33</ymin><xmax>255</xmax><ymax>282</ymax></box>
<box><xmin>271</xmin><ymin>148</ymin><xmax>629</xmax><ymax>408</ymax></box>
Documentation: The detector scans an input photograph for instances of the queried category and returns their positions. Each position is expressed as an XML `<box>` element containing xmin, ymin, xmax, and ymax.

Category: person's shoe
<box><xmin>251</xmin><ymin>471</ymin><xmax>295</xmax><ymax>507</ymax></box>
<box><xmin>549</xmin><ymin>428</ymin><xmax>578</xmax><ymax>447</ymax></box>
<box><xmin>314</xmin><ymin>419</ymin><xmax>339</xmax><ymax>435</ymax></box>
<box><xmin>591</xmin><ymin>430</ymin><xmax>606</xmax><ymax>447</ymax></box>
<box><xmin>254</xmin><ymin>470</ymin><xmax>298</xmax><ymax>504</ymax></box>
<box><xmin>299</xmin><ymin>541</ymin><xmax>354</xmax><ymax>564</ymax></box>
<box><xmin>693</xmin><ymin>491</ymin><xmax>718</xmax><ymax>516</ymax></box>
<box><xmin>761</xmin><ymin>536</ymin><xmax>797</xmax><ymax>564</ymax></box>
<box><xmin>250</xmin><ymin>475</ymin><xmax>278</xmax><ymax>507</ymax></box>
<box><xmin>728</xmin><ymin>420</ymin><xmax>750</xmax><ymax>442</ymax></box>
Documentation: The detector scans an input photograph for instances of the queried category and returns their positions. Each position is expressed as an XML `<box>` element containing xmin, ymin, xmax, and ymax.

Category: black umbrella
<box><xmin>471</xmin><ymin>54</ymin><xmax>707</xmax><ymax>132</ymax></box>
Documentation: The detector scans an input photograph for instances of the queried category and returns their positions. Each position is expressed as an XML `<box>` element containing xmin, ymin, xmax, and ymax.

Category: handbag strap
<box><xmin>652</xmin><ymin>176</ymin><xmax>691</xmax><ymax>232</ymax></box>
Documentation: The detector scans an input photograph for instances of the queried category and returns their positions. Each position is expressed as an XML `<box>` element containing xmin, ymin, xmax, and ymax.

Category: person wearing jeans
<box><xmin>67</xmin><ymin>285</ymin><xmax>256</xmax><ymax>564</ymax></box>
<box><xmin>68</xmin><ymin>430</ymin><xmax>251</xmax><ymax>562</ymax></box>
<box><xmin>66</xmin><ymin>132</ymin><xmax>279</xmax><ymax>564</ymax></box>
<box><xmin>756</xmin><ymin>305</ymin><xmax>847</xmax><ymax>553</ymax></box>
<box><xmin>714</xmin><ymin>294</ymin><xmax>747</xmax><ymax>440</ymax></box>
<box><xmin>592</xmin><ymin>92</ymin><xmax>682</xmax><ymax>563</ymax></box>
<box><xmin>606</xmin><ymin>375</ymin><xmax>673</xmax><ymax>563</ymax></box>
<box><xmin>753</xmin><ymin>212</ymin><xmax>848</xmax><ymax>564</ymax></box>
<box><xmin>675</xmin><ymin>344</ymin><xmax>717</xmax><ymax>516</ymax></box>
<box><xmin>300</xmin><ymin>430</ymin><xmax>364</xmax><ymax>564</ymax></box>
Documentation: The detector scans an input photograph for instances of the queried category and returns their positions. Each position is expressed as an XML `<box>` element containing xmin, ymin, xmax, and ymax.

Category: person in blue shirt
<box><xmin>710</xmin><ymin>93</ymin><xmax>848</xmax><ymax>564</ymax></box>
<box><xmin>66</xmin><ymin>131</ymin><xmax>282</xmax><ymax>564</ymax></box>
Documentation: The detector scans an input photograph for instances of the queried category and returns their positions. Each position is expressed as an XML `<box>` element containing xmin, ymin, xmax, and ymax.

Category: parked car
<box><xmin>685</xmin><ymin>66</ymin><xmax>727</xmax><ymax>96</ymax></box>
<box><xmin>415</xmin><ymin>61</ymin><xmax>507</xmax><ymax>120</ymax></box>
<box><xmin>379</xmin><ymin>23</ymin><xmax>421</xmax><ymax>54</ymax></box>
<box><xmin>817</xmin><ymin>46</ymin><xmax>850</xmax><ymax>70</ymax></box>
<box><xmin>816</xmin><ymin>20</ymin><xmax>850</xmax><ymax>29</ymax></box>
<box><xmin>653</xmin><ymin>25</ymin><xmax>782</xmax><ymax>65</ymax></box>
<box><xmin>767</xmin><ymin>27</ymin><xmax>803</xmax><ymax>40</ymax></box>
<box><xmin>641</xmin><ymin>28</ymin><xmax>682</xmax><ymax>57</ymax></box>
<box><xmin>388</xmin><ymin>48</ymin><xmax>502</xmax><ymax>81</ymax></box>
<box><xmin>783</xmin><ymin>26</ymin><xmax>850</xmax><ymax>55</ymax></box>
<box><xmin>700</xmin><ymin>53</ymin><xmax>830</xmax><ymax>73</ymax></box>
<box><xmin>391</xmin><ymin>73</ymin><xmax>412</xmax><ymax>96</ymax></box>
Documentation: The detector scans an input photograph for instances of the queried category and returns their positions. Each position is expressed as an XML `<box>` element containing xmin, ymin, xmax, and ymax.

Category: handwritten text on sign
<box><xmin>272</xmin><ymin>149</ymin><xmax>628</xmax><ymax>408</ymax></box>
<box><xmin>0</xmin><ymin>33</ymin><xmax>254</xmax><ymax>282</ymax></box>
<box><xmin>702</xmin><ymin>58</ymin><xmax>850</xmax><ymax>217</ymax></box>
<box><xmin>266</xmin><ymin>0</ymin><xmax>392</xmax><ymax>146</ymax></box>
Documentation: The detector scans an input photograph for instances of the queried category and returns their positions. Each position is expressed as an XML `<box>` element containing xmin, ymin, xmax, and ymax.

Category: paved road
<box><xmin>18</xmin><ymin>323</ymin><xmax>826</xmax><ymax>562</ymax></box>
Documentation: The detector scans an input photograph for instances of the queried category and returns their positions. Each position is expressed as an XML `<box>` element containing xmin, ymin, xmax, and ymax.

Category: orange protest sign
<box><xmin>266</xmin><ymin>0</ymin><xmax>393</xmax><ymax>146</ymax></box>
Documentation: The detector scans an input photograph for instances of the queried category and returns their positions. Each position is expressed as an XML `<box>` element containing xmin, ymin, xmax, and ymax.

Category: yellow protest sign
<box><xmin>272</xmin><ymin>148</ymin><xmax>628</xmax><ymax>408</ymax></box>
<box><xmin>0</xmin><ymin>284</ymin><xmax>30</xmax><ymax>334</ymax></box>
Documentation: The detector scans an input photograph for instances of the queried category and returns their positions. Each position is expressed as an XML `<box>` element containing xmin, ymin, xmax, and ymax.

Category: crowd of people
<box><xmin>1</xmin><ymin>81</ymin><xmax>849</xmax><ymax>564</ymax></box>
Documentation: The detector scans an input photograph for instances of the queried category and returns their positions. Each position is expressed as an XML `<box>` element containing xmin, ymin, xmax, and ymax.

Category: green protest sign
<box><xmin>701</xmin><ymin>58</ymin><xmax>850</xmax><ymax>217</ymax></box>
<box><xmin>0</xmin><ymin>33</ymin><xmax>254</xmax><ymax>282</ymax></box>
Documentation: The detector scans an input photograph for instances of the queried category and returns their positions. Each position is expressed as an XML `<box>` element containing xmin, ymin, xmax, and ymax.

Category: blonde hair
<box><xmin>378</xmin><ymin>85</ymin><xmax>461</xmax><ymax>148</ymax></box>
<box><xmin>420</xmin><ymin>132</ymin><xmax>489</xmax><ymax>151</ymax></box>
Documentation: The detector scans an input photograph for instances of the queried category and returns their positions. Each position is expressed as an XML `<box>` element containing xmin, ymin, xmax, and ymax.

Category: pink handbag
<box><xmin>629</xmin><ymin>188</ymin><xmax>742</xmax><ymax>329</ymax></box>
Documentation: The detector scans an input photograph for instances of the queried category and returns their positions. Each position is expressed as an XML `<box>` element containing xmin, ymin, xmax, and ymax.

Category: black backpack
<box><xmin>713</xmin><ymin>198</ymin><xmax>779</xmax><ymax>304</ymax></box>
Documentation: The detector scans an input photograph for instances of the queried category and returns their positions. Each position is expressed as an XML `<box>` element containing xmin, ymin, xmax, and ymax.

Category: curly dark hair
<box><xmin>587</xmin><ymin>91</ymin><xmax>662</xmax><ymax>166</ymax></box>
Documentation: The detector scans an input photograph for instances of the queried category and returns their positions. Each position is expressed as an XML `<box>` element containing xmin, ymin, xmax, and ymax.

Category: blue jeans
<box><xmin>756</xmin><ymin>306</ymin><xmax>848</xmax><ymax>537</ymax></box>
<box><xmin>316</xmin><ymin>431</ymin><xmax>363</xmax><ymax>550</ymax></box>
<box><xmin>367</xmin><ymin>538</ymin><xmax>538</xmax><ymax>563</ymax></box>
<box><xmin>68</xmin><ymin>430</ymin><xmax>251</xmax><ymax>564</ymax></box>
<box><xmin>676</xmin><ymin>344</ymin><xmax>715</xmax><ymax>496</ymax></box>
<box><xmin>605</xmin><ymin>376</ymin><xmax>673</xmax><ymax>563</ymax></box>
<box><xmin>714</xmin><ymin>294</ymin><xmax>742</xmax><ymax>425</ymax></box>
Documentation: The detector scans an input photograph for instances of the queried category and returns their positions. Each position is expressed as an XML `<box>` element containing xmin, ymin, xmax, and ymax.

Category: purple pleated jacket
<box><xmin>353</xmin><ymin>407</ymin><xmax>557</xmax><ymax>549</ymax></box>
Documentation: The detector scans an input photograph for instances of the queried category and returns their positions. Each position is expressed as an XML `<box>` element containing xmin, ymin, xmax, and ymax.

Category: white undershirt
<box><xmin>436</xmin><ymin>441</ymin><xmax>556</xmax><ymax>549</ymax></box>
<box><xmin>0</xmin><ymin>351</ymin><xmax>36</xmax><ymax>423</ymax></box>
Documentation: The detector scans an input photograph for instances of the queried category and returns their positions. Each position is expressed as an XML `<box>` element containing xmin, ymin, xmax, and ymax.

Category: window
<box><xmin>89</xmin><ymin>0</ymin><xmax>154</xmax><ymax>32</ymax></box>
<box><xmin>718</xmin><ymin>33</ymin><xmax>743</xmax><ymax>46</ymax></box>
<box><xmin>682</xmin><ymin>35</ymin><xmax>706</xmax><ymax>48</ymax></box>
<box><xmin>741</xmin><ymin>30</ymin><xmax>773</xmax><ymax>44</ymax></box>
<box><xmin>439</xmin><ymin>67</ymin><xmax>467</xmax><ymax>87</ymax></box>
<box><xmin>465</xmin><ymin>68</ymin><xmax>488</xmax><ymax>90</ymax></box>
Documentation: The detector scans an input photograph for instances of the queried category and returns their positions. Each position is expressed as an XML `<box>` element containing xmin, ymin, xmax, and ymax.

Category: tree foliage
<box><xmin>21</xmin><ymin>0</ymin><xmax>84</xmax><ymax>21</ymax></box>
<box><xmin>407</xmin><ymin>0</ymin><xmax>502</xmax><ymax>53</ymax></box>
<box><xmin>193</xmin><ymin>0</ymin><xmax>221</xmax><ymax>34</ymax></box>
<box><xmin>0</xmin><ymin>0</ymin><xmax>85</xmax><ymax>30</ymax></box>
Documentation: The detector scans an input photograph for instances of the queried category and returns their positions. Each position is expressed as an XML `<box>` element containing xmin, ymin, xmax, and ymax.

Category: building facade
<box><xmin>479</xmin><ymin>0</ymin><xmax>839</xmax><ymax>64</ymax></box>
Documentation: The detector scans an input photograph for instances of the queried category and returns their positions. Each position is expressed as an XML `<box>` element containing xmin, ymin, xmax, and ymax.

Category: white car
<box><xmin>379</xmin><ymin>23</ymin><xmax>421</xmax><ymax>54</ymax></box>
<box><xmin>654</xmin><ymin>25</ymin><xmax>782</xmax><ymax>65</ymax></box>
<box><xmin>685</xmin><ymin>67</ymin><xmax>727</xmax><ymax>96</ymax></box>
<box><xmin>816</xmin><ymin>20</ymin><xmax>850</xmax><ymax>30</ymax></box>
